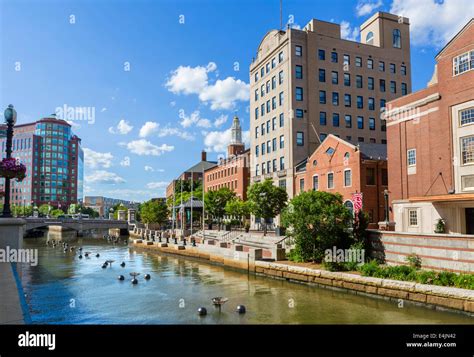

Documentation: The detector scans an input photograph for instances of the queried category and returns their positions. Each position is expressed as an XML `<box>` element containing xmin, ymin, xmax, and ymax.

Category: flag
<box><xmin>352</xmin><ymin>192</ymin><xmax>363</xmax><ymax>214</ymax></box>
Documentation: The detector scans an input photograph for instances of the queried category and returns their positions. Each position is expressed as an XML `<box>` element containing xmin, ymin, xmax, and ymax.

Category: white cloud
<box><xmin>139</xmin><ymin>121</ymin><xmax>159</xmax><ymax>138</ymax></box>
<box><xmin>83</xmin><ymin>148</ymin><xmax>113</xmax><ymax>169</ymax></box>
<box><xmin>101</xmin><ymin>107</ymin><xmax>107</xmax><ymax>112</ymax></box>
<box><xmin>121</xmin><ymin>139</ymin><xmax>174</xmax><ymax>156</ymax></box>
<box><xmin>146</xmin><ymin>181</ymin><xmax>169</xmax><ymax>189</ymax></box>
<box><xmin>214</xmin><ymin>114</ymin><xmax>228</xmax><ymax>128</ymax></box>
<box><xmin>85</xmin><ymin>170</ymin><xmax>125</xmax><ymax>184</ymax></box>
<box><xmin>108</xmin><ymin>119</ymin><xmax>133</xmax><ymax>135</ymax></box>
<box><xmin>356</xmin><ymin>0</ymin><xmax>383</xmax><ymax>17</ymax></box>
<box><xmin>390</xmin><ymin>0</ymin><xmax>474</xmax><ymax>47</ymax></box>
<box><xmin>199</xmin><ymin>77</ymin><xmax>249</xmax><ymax>110</ymax></box>
<box><xmin>340</xmin><ymin>21</ymin><xmax>360</xmax><ymax>41</ymax></box>
<box><xmin>166</xmin><ymin>62</ymin><xmax>249</xmax><ymax>111</ymax></box>
<box><xmin>105</xmin><ymin>188</ymin><xmax>154</xmax><ymax>202</ymax></box>
<box><xmin>120</xmin><ymin>156</ymin><xmax>130</xmax><ymax>167</ymax></box>
<box><xmin>178</xmin><ymin>110</ymin><xmax>211</xmax><ymax>128</ymax></box>
<box><xmin>144</xmin><ymin>165</ymin><xmax>154</xmax><ymax>172</ymax></box>
<box><xmin>158</xmin><ymin>127</ymin><xmax>195</xmax><ymax>141</ymax></box>
<box><xmin>203</xmin><ymin>128</ymin><xmax>250</xmax><ymax>153</ymax></box>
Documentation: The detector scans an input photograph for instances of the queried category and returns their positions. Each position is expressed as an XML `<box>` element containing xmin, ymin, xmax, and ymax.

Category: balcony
<box><xmin>277</xmin><ymin>170</ymin><xmax>287</xmax><ymax>177</ymax></box>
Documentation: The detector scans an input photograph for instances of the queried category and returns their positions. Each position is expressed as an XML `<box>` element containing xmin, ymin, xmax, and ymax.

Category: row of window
<box><xmin>207</xmin><ymin>179</ymin><xmax>239</xmax><ymax>192</ymax></box>
<box><xmin>254</xmin><ymin>92</ymin><xmax>284</xmax><ymax>119</ymax></box>
<box><xmin>408</xmin><ymin>139</ymin><xmax>473</xmax><ymax>167</ymax></box>
<box><xmin>255</xmin><ymin>156</ymin><xmax>285</xmax><ymax>175</ymax></box>
<box><xmin>207</xmin><ymin>166</ymin><xmax>239</xmax><ymax>181</ymax></box>
<box><xmin>254</xmin><ymin>51</ymin><xmax>284</xmax><ymax>82</ymax></box>
<box><xmin>315</xmin><ymin>91</ymin><xmax>390</xmax><ymax>109</ymax></box>
<box><xmin>453</xmin><ymin>50</ymin><xmax>474</xmax><ymax>76</ymax></box>
<box><xmin>255</xmin><ymin>135</ymin><xmax>285</xmax><ymax>157</ymax></box>
<box><xmin>255</xmin><ymin>114</ymin><xmax>284</xmax><ymax>138</ymax></box>
<box><xmin>319</xmin><ymin>113</ymin><xmax>385</xmax><ymax>131</ymax></box>
<box><xmin>254</xmin><ymin>71</ymin><xmax>284</xmax><ymax>101</ymax></box>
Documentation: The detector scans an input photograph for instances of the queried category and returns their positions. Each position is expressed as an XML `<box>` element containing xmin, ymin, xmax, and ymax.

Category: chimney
<box><xmin>201</xmin><ymin>150</ymin><xmax>207</xmax><ymax>162</ymax></box>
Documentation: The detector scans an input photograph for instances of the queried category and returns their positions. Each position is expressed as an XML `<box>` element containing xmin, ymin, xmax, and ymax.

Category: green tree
<box><xmin>282</xmin><ymin>190</ymin><xmax>352</xmax><ymax>262</ymax></box>
<box><xmin>353</xmin><ymin>210</ymin><xmax>370</xmax><ymax>251</ymax></box>
<box><xmin>225</xmin><ymin>198</ymin><xmax>251</xmax><ymax>228</ymax></box>
<box><xmin>247</xmin><ymin>179</ymin><xmax>288</xmax><ymax>235</ymax></box>
<box><xmin>50</xmin><ymin>208</ymin><xmax>65</xmax><ymax>218</ymax></box>
<box><xmin>38</xmin><ymin>204</ymin><xmax>51</xmax><ymax>217</ymax></box>
<box><xmin>204</xmin><ymin>187</ymin><xmax>236</xmax><ymax>230</ymax></box>
<box><xmin>140</xmin><ymin>199</ymin><xmax>169</xmax><ymax>228</ymax></box>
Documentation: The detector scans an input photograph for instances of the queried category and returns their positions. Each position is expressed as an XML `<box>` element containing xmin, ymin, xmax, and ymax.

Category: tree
<box><xmin>50</xmin><ymin>208</ymin><xmax>65</xmax><ymax>218</ymax></box>
<box><xmin>281</xmin><ymin>190</ymin><xmax>352</xmax><ymax>262</ymax></box>
<box><xmin>225</xmin><ymin>198</ymin><xmax>251</xmax><ymax>228</ymax></box>
<box><xmin>38</xmin><ymin>204</ymin><xmax>51</xmax><ymax>217</ymax></box>
<box><xmin>204</xmin><ymin>187</ymin><xmax>236</xmax><ymax>230</ymax></box>
<box><xmin>247</xmin><ymin>179</ymin><xmax>288</xmax><ymax>235</ymax></box>
<box><xmin>139</xmin><ymin>199</ymin><xmax>169</xmax><ymax>228</ymax></box>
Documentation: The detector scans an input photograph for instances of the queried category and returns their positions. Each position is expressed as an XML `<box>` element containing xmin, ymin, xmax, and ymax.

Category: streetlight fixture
<box><xmin>1</xmin><ymin>104</ymin><xmax>17</xmax><ymax>218</ymax></box>
<box><xmin>383</xmin><ymin>189</ymin><xmax>390</xmax><ymax>223</ymax></box>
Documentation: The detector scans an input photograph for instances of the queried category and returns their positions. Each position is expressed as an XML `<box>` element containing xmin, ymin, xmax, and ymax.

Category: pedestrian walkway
<box><xmin>0</xmin><ymin>263</ymin><xmax>25</xmax><ymax>324</ymax></box>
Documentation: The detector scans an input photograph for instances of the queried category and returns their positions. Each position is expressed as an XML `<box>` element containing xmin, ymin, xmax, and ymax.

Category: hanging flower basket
<box><xmin>0</xmin><ymin>158</ymin><xmax>26</xmax><ymax>182</ymax></box>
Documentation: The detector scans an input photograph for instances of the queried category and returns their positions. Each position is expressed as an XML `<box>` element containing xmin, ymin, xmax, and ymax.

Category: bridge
<box><xmin>24</xmin><ymin>218</ymin><xmax>130</xmax><ymax>232</ymax></box>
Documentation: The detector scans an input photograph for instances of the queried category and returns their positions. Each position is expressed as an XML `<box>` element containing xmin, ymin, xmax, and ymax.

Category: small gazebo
<box><xmin>174</xmin><ymin>197</ymin><xmax>203</xmax><ymax>230</ymax></box>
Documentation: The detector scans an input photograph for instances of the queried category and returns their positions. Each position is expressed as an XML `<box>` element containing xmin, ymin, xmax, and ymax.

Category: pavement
<box><xmin>0</xmin><ymin>263</ymin><xmax>25</xmax><ymax>324</ymax></box>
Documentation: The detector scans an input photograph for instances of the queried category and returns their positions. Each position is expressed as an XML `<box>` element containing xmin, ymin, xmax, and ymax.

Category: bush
<box><xmin>405</xmin><ymin>254</ymin><xmax>422</xmax><ymax>269</ymax></box>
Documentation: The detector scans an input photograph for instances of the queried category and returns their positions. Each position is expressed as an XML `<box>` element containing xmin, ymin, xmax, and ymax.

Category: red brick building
<box><xmin>204</xmin><ymin>116</ymin><xmax>250</xmax><ymax>200</ymax></box>
<box><xmin>386</xmin><ymin>19</ymin><xmax>474</xmax><ymax>235</ymax></box>
<box><xmin>294</xmin><ymin>134</ymin><xmax>388</xmax><ymax>224</ymax></box>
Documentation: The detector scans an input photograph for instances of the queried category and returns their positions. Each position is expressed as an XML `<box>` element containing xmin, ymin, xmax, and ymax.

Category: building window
<box><xmin>332</xmin><ymin>92</ymin><xmax>339</xmax><ymax>106</ymax></box>
<box><xmin>296</xmin><ymin>65</ymin><xmax>303</xmax><ymax>79</ymax></box>
<box><xmin>267</xmin><ymin>140</ymin><xmax>271</xmax><ymax>153</ymax></box>
<box><xmin>254</xmin><ymin>89</ymin><xmax>258</xmax><ymax>101</ymax></box>
<box><xmin>460</xmin><ymin>108</ymin><xmax>474</xmax><ymax>126</ymax></box>
<box><xmin>343</xmin><ymin>54</ymin><xmax>350</xmax><ymax>66</ymax></box>
<box><xmin>379</xmin><ymin>61</ymin><xmax>385</xmax><ymax>72</ymax></box>
<box><xmin>393</xmin><ymin>29</ymin><xmax>401</xmax><ymax>48</ymax></box>
<box><xmin>319</xmin><ymin>90</ymin><xmax>326</xmax><ymax>104</ymax></box>
<box><xmin>461</xmin><ymin>136</ymin><xmax>474</xmax><ymax>164</ymax></box>
<box><xmin>256</xmin><ymin>164</ymin><xmax>260</xmax><ymax>176</ymax></box>
<box><xmin>390</xmin><ymin>81</ymin><xmax>397</xmax><ymax>93</ymax></box>
<box><xmin>357</xmin><ymin>116</ymin><xmax>364</xmax><ymax>129</ymax></box>
<box><xmin>345</xmin><ymin>115</ymin><xmax>352</xmax><ymax>128</ymax></box>
<box><xmin>344</xmin><ymin>73</ymin><xmax>350</xmax><ymax>86</ymax></box>
<box><xmin>272</xmin><ymin>76</ymin><xmax>276</xmax><ymax>89</ymax></box>
<box><xmin>380</xmin><ymin>79</ymin><xmax>386</xmax><ymax>92</ymax></box>
<box><xmin>266</xmin><ymin>100</ymin><xmax>270</xmax><ymax>113</ymax></box>
<box><xmin>320</xmin><ymin>112</ymin><xmax>327</xmax><ymax>126</ymax></box>
<box><xmin>320</xmin><ymin>133</ymin><xmax>327</xmax><ymax>142</ymax></box>
<box><xmin>272</xmin><ymin>117</ymin><xmax>276</xmax><ymax>130</ymax></box>
<box><xmin>369</xmin><ymin>117</ymin><xmax>375</xmax><ymax>130</ymax></box>
<box><xmin>319</xmin><ymin>68</ymin><xmax>326</xmax><ymax>82</ymax></box>
<box><xmin>381</xmin><ymin>119</ymin><xmax>387</xmax><ymax>132</ymax></box>
<box><xmin>272</xmin><ymin>138</ymin><xmax>276</xmax><ymax>151</ymax></box>
<box><xmin>272</xmin><ymin>97</ymin><xmax>276</xmax><ymax>110</ymax></box>
<box><xmin>366</xmin><ymin>167</ymin><xmax>375</xmax><ymax>185</ymax></box>
<box><xmin>255</xmin><ymin>108</ymin><xmax>259</xmax><ymax>120</ymax></box>
<box><xmin>279</xmin><ymin>51</ymin><xmax>284</xmax><ymax>63</ymax></box>
<box><xmin>271</xmin><ymin>57</ymin><xmax>276</xmax><ymax>69</ymax></box>
<box><xmin>279</xmin><ymin>92</ymin><xmax>284</xmax><ymax>106</ymax></box>
<box><xmin>401</xmin><ymin>83</ymin><xmax>407</xmax><ymax>95</ymax></box>
<box><xmin>367</xmin><ymin>58</ymin><xmax>373</xmax><ymax>69</ymax></box>
<box><xmin>344</xmin><ymin>94</ymin><xmax>351</xmax><ymax>107</ymax></box>
<box><xmin>296</xmin><ymin>87</ymin><xmax>303</xmax><ymax>101</ymax></box>
<box><xmin>355</xmin><ymin>56</ymin><xmax>362</xmax><ymax>67</ymax></box>
<box><xmin>299</xmin><ymin>178</ymin><xmax>305</xmax><ymax>192</ymax></box>
<box><xmin>280</xmin><ymin>135</ymin><xmax>284</xmax><ymax>149</ymax></box>
<box><xmin>368</xmin><ymin>77</ymin><xmax>374</xmax><ymax>90</ymax></box>
<box><xmin>380</xmin><ymin>99</ymin><xmax>386</xmax><ymax>110</ymax></box>
<box><xmin>296</xmin><ymin>109</ymin><xmax>304</xmax><ymax>118</ymax></box>
<box><xmin>273</xmin><ymin>159</ymin><xmax>277</xmax><ymax>172</ymax></box>
<box><xmin>344</xmin><ymin>169</ymin><xmax>352</xmax><ymax>187</ymax></box>
<box><xmin>261</xmin><ymin>143</ymin><xmax>265</xmax><ymax>155</ymax></box>
<box><xmin>327</xmin><ymin>172</ymin><xmax>334</xmax><ymax>189</ymax></box>
<box><xmin>279</xmin><ymin>70</ymin><xmax>283</xmax><ymax>84</ymax></box>
<box><xmin>295</xmin><ymin>45</ymin><xmax>302</xmax><ymax>57</ymax></box>
<box><xmin>381</xmin><ymin>168</ymin><xmax>388</xmax><ymax>186</ymax></box>
<box><xmin>312</xmin><ymin>175</ymin><xmax>319</xmax><ymax>191</ymax></box>
<box><xmin>390</xmin><ymin>63</ymin><xmax>396</xmax><ymax>74</ymax></box>
<box><xmin>280</xmin><ymin>156</ymin><xmax>285</xmax><ymax>170</ymax></box>
<box><xmin>296</xmin><ymin>132</ymin><xmax>304</xmax><ymax>146</ymax></box>
<box><xmin>401</xmin><ymin>65</ymin><xmax>407</xmax><ymax>75</ymax></box>
<box><xmin>356</xmin><ymin>75</ymin><xmax>363</xmax><ymax>88</ymax></box>
<box><xmin>331</xmin><ymin>71</ymin><xmax>338</xmax><ymax>85</ymax></box>
<box><xmin>408</xmin><ymin>209</ymin><xmax>418</xmax><ymax>227</ymax></box>
<box><xmin>279</xmin><ymin>179</ymin><xmax>286</xmax><ymax>188</ymax></box>
<box><xmin>368</xmin><ymin>97</ymin><xmax>375</xmax><ymax>110</ymax></box>
<box><xmin>407</xmin><ymin>149</ymin><xmax>416</xmax><ymax>166</ymax></box>
<box><xmin>357</xmin><ymin>96</ymin><xmax>363</xmax><ymax>109</ymax></box>
<box><xmin>454</xmin><ymin>51</ymin><xmax>474</xmax><ymax>75</ymax></box>
<box><xmin>261</xmin><ymin>84</ymin><xmax>265</xmax><ymax>97</ymax></box>
<box><xmin>260</xmin><ymin>122</ymin><xmax>264</xmax><ymax>135</ymax></box>
<box><xmin>255</xmin><ymin>145</ymin><xmax>259</xmax><ymax>157</ymax></box>
<box><xmin>331</xmin><ymin>52</ymin><xmax>338</xmax><ymax>63</ymax></box>
<box><xmin>262</xmin><ymin>163</ymin><xmax>266</xmax><ymax>174</ymax></box>
<box><xmin>366</xmin><ymin>31</ymin><xmax>374</xmax><ymax>45</ymax></box>
<box><xmin>333</xmin><ymin>113</ymin><xmax>340</xmax><ymax>127</ymax></box>
<box><xmin>279</xmin><ymin>113</ymin><xmax>284</xmax><ymax>127</ymax></box>
<box><xmin>266</xmin><ymin>81</ymin><xmax>270</xmax><ymax>93</ymax></box>
<box><xmin>254</xmin><ymin>72</ymin><xmax>258</xmax><ymax>82</ymax></box>
<box><xmin>318</xmin><ymin>49</ymin><xmax>325</xmax><ymax>60</ymax></box>
<box><xmin>261</xmin><ymin>67</ymin><xmax>264</xmax><ymax>77</ymax></box>
<box><xmin>266</xmin><ymin>63</ymin><xmax>270</xmax><ymax>73</ymax></box>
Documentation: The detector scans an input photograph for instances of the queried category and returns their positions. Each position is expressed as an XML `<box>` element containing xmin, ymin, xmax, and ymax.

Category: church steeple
<box><xmin>231</xmin><ymin>115</ymin><xmax>242</xmax><ymax>145</ymax></box>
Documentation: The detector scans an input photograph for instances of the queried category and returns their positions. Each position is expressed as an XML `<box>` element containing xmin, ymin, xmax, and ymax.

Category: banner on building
<box><xmin>352</xmin><ymin>192</ymin><xmax>363</xmax><ymax>214</ymax></box>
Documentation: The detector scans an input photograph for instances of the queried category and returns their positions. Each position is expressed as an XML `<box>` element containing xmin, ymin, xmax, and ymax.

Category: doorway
<box><xmin>466</xmin><ymin>208</ymin><xmax>474</xmax><ymax>234</ymax></box>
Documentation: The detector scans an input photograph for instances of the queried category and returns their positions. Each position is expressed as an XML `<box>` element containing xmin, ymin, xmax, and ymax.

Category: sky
<box><xmin>1</xmin><ymin>0</ymin><xmax>473</xmax><ymax>202</ymax></box>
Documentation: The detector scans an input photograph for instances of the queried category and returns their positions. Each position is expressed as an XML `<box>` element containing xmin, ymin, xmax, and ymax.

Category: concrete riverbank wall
<box><xmin>132</xmin><ymin>238</ymin><xmax>474</xmax><ymax>315</ymax></box>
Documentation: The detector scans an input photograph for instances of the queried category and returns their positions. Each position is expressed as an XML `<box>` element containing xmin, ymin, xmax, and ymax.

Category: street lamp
<box><xmin>383</xmin><ymin>189</ymin><xmax>390</xmax><ymax>223</ymax></box>
<box><xmin>1</xmin><ymin>104</ymin><xmax>17</xmax><ymax>218</ymax></box>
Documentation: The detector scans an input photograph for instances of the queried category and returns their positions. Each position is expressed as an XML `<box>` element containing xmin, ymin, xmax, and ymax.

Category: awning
<box><xmin>408</xmin><ymin>193</ymin><xmax>474</xmax><ymax>203</ymax></box>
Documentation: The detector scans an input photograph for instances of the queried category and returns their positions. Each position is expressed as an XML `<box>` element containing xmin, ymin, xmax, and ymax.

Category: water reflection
<box><xmin>20</xmin><ymin>235</ymin><xmax>473</xmax><ymax>324</ymax></box>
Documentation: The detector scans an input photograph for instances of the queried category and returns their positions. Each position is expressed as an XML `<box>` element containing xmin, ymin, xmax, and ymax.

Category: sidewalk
<box><xmin>0</xmin><ymin>263</ymin><xmax>25</xmax><ymax>324</ymax></box>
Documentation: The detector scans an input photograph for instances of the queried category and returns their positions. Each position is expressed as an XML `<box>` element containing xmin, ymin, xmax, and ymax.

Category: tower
<box><xmin>228</xmin><ymin>115</ymin><xmax>245</xmax><ymax>156</ymax></box>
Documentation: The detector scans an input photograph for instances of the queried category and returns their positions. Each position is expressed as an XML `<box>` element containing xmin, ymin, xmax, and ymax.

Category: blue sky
<box><xmin>1</xmin><ymin>0</ymin><xmax>472</xmax><ymax>201</ymax></box>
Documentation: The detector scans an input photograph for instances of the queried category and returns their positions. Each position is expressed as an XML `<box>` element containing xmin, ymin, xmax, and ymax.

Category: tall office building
<box><xmin>249</xmin><ymin>12</ymin><xmax>411</xmax><ymax>200</ymax></box>
<box><xmin>0</xmin><ymin>115</ymin><xmax>84</xmax><ymax>209</ymax></box>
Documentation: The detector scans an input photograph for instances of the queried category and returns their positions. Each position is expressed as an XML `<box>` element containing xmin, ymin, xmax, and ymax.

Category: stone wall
<box><xmin>368</xmin><ymin>230</ymin><xmax>474</xmax><ymax>273</ymax></box>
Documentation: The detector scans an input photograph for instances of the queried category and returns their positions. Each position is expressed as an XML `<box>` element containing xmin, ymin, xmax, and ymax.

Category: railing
<box><xmin>221</xmin><ymin>230</ymin><xmax>243</xmax><ymax>243</ymax></box>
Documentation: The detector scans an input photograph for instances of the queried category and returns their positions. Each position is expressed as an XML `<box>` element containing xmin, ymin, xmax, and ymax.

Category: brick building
<box><xmin>386</xmin><ymin>19</ymin><xmax>474</xmax><ymax>234</ymax></box>
<box><xmin>294</xmin><ymin>134</ymin><xmax>388</xmax><ymax>224</ymax></box>
<box><xmin>204</xmin><ymin>116</ymin><xmax>251</xmax><ymax>200</ymax></box>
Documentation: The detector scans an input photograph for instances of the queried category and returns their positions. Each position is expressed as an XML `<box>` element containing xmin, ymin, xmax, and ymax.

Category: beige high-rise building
<box><xmin>249</xmin><ymin>12</ymin><xmax>411</xmax><ymax>225</ymax></box>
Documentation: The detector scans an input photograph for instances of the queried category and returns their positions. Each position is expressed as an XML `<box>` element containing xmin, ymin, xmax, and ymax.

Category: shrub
<box><xmin>405</xmin><ymin>254</ymin><xmax>422</xmax><ymax>269</ymax></box>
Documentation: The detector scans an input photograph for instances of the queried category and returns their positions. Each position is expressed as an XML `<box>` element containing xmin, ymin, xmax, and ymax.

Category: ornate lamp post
<box><xmin>1</xmin><ymin>104</ymin><xmax>17</xmax><ymax>218</ymax></box>
<box><xmin>383</xmin><ymin>189</ymin><xmax>390</xmax><ymax>223</ymax></box>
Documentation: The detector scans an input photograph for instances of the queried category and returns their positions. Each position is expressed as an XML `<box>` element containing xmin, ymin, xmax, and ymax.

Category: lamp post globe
<box><xmin>4</xmin><ymin>104</ymin><xmax>17</xmax><ymax>125</ymax></box>
<box><xmin>1</xmin><ymin>104</ymin><xmax>17</xmax><ymax>217</ymax></box>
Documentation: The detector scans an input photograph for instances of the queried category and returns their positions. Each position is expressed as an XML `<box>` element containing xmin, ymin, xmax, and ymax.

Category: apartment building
<box><xmin>294</xmin><ymin>134</ymin><xmax>388</xmax><ymax>225</ymax></box>
<box><xmin>249</xmin><ymin>12</ymin><xmax>411</xmax><ymax>203</ymax></box>
<box><xmin>83</xmin><ymin>196</ymin><xmax>138</xmax><ymax>218</ymax></box>
<box><xmin>204</xmin><ymin>116</ymin><xmax>250</xmax><ymax>200</ymax></box>
<box><xmin>386</xmin><ymin>19</ymin><xmax>474</xmax><ymax>235</ymax></box>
